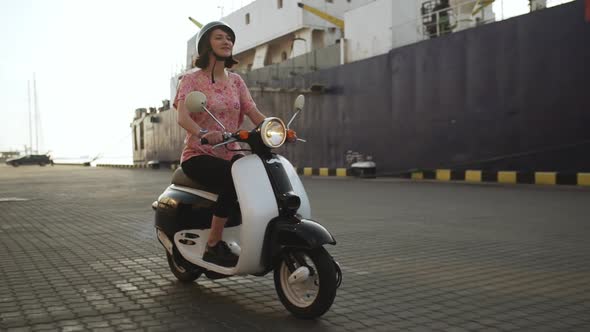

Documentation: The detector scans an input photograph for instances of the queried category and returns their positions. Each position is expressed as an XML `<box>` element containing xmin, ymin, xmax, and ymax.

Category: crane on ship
<box><xmin>188</xmin><ymin>17</ymin><xmax>203</xmax><ymax>28</ymax></box>
<box><xmin>296</xmin><ymin>2</ymin><xmax>344</xmax><ymax>32</ymax></box>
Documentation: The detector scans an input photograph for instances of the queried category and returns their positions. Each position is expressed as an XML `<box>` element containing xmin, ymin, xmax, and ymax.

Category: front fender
<box><xmin>274</xmin><ymin>218</ymin><xmax>336</xmax><ymax>248</ymax></box>
<box><xmin>258</xmin><ymin>216</ymin><xmax>336</xmax><ymax>275</ymax></box>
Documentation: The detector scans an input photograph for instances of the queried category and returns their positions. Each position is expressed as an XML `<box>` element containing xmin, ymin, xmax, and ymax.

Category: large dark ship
<box><xmin>131</xmin><ymin>0</ymin><xmax>590</xmax><ymax>175</ymax></box>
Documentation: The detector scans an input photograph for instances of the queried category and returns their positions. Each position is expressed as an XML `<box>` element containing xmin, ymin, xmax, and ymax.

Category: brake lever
<box><xmin>212</xmin><ymin>137</ymin><xmax>238</xmax><ymax>149</ymax></box>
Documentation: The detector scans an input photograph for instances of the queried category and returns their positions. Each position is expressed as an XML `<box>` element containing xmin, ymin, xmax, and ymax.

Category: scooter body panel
<box><xmin>155</xmin><ymin>185</ymin><xmax>241</xmax><ymax>239</ymax></box>
<box><xmin>277</xmin><ymin>155</ymin><xmax>310</xmax><ymax>219</ymax></box>
<box><xmin>231</xmin><ymin>154</ymin><xmax>280</xmax><ymax>274</ymax></box>
<box><xmin>155</xmin><ymin>186</ymin><xmax>215</xmax><ymax>239</ymax></box>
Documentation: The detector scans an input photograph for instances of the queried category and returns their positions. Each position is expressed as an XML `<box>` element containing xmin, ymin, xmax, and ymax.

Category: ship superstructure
<box><xmin>183</xmin><ymin>1</ymin><xmax>497</xmax><ymax>70</ymax></box>
<box><xmin>176</xmin><ymin>0</ymin><xmax>496</xmax><ymax>99</ymax></box>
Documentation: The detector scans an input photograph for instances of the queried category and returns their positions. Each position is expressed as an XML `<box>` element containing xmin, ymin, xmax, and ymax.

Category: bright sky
<box><xmin>0</xmin><ymin>0</ymin><xmax>254</xmax><ymax>159</ymax></box>
<box><xmin>0</xmin><ymin>0</ymin><xmax>573</xmax><ymax>159</ymax></box>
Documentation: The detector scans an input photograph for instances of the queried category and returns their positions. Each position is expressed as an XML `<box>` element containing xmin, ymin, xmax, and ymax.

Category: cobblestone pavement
<box><xmin>1</xmin><ymin>165</ymin><xmax>589</xmax><ymax>331</ymax></box>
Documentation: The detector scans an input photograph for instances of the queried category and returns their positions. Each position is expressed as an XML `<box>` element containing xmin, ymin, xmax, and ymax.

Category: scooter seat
<box><xmin>171</xmin><ymin>167</ymin><xmax>212</xmax><ymax>192</ymax></box>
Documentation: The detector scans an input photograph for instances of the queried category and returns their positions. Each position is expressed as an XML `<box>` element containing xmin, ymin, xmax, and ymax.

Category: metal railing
<box><xmin>494</xmin><ymin>0</ymin><xmax>575</xmax><ymax>20</ymax></box>
<box><xmin>392</xmin><ymin>0</ymin><xmax>574</xmax><ymax>50</ymax></box>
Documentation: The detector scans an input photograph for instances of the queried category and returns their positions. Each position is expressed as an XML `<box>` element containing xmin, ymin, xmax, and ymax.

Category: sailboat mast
<box><xmin>27</xmin><ymin>80</ymin><xmax>33</xmax><ymax>155</ymax></box>
<box><xmin>33</xmin><ymin>74</ymin><xmax>39</xmax><ymax>154</ymax></box>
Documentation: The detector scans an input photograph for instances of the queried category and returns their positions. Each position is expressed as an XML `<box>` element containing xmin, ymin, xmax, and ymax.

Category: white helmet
<box><xmin>196</xmin><ymin>21</ymin><xmax>236</xmax><ymax>58</ymax></box>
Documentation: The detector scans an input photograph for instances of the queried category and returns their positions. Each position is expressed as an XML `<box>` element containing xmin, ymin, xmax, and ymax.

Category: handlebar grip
<box><xmin>200</xmin><ymin>138</ymin><xmax>209</xmax><ymax>145</ymax></box>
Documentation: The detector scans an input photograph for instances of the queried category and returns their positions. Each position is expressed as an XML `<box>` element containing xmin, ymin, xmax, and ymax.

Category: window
<box><xmin>133</xmin><ymin>125</ymin><xmax>138</xmax><ymax>150</ymax></box>
<box><xmin>245</xmin><ymin>13</ymin><xmax>250</xmax><ymax>24</ymax></box>
<box><xmin>326</xmin><ymin>0</ymin><xmax>333</xmax><ymax>3</ymax></box>
<box><xmin>277</xmin><ymin>0</ymin><xmax>283</xmax><ymax>9</ymax></box>
<box><xmin>281</xmin><ymin>51</ymin><xmax>287</xmax><ymax>61</ymax></box>
<box><xmin>139</xmin><ymin>122</ymin><xmax>144</xmax><ymax>150</ymax></box>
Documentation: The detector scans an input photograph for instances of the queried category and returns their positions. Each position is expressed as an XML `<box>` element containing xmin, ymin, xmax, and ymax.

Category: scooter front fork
<box><xmin>282</xmin><ymin>248</ymin><xmax>342</xmax><ymax>288</ymax></box>
<box><xmin>283</xmin><ymin>251</ymin><xmax>312</xmax><ymax>273</ymax></box>
<box><xmin>283</xmin><ymin>251</ymin><xmax>312</xmax><ymax>285</ymax></box>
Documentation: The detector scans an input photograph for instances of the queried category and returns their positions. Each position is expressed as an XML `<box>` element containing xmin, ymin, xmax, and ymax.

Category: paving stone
<box><xmin>61</xmin><ymin>326</ymin><xmax>86</xmax><ymax>332</ymax></box>
<box><xmin>1</xmin><ymin>166</ymin><xmax>589</xmax><ymax>332</ymax></box>
<box><xmin>6</xmin><ymin>328</ymin><xmax>32</xmax><ymax>332</ymax></box>
<box><xmin>91</xmin><ymin>328</ymin><xmax>117</xmax><ymax>332</ymax></box>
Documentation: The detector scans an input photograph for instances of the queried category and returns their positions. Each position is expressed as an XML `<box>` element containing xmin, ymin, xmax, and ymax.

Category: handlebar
<box><xmin>199</xmin><ymin>128</ymin><xmax>302</xmax><ymax>147</ymax></box>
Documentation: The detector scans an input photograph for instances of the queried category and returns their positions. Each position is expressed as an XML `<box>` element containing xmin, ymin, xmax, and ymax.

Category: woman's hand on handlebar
<box><xmin>201</xmin><ymin>131</ymin><xmax>224</xmax><ymax>145</ymax></box>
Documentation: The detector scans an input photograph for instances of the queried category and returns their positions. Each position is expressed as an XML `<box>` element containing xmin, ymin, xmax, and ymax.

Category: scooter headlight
<box><xmin>260</xmin><ymin>117</ymin><xmax>286</xmax><ymax>148</ymax></box>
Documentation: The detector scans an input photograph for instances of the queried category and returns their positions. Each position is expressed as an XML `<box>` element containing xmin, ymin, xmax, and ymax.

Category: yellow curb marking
<box><xmin>578</xmin><ymin>173</ymin><xmax>590</xmax><ymax>186</ymax></box>
<box><xmin>535</xmin><ymin>172</ymin><xmax>556</xmax><ymax>185</ymax></box>
<box><xmin>465</xmin><ymin>170</ymin><xmax>482</xmax><ymax>182</ymax></box>
<box><xmin>411</xmin><ymin>172</ymin><xmax>423</xmax><ymax>180</ymax></box>
<box><xmin>498</xmin><ymin>171</ymin><xmax>517</xmax><ymax>184</ymax></box>
<box><xmin>436</xmin><ymin>169</ymin><xmax>451</xmax><ymax>181</ymax></box>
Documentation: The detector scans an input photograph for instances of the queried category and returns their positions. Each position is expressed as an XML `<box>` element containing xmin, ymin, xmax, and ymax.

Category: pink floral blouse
<box><xmin>173</xmin><ymin>70</ymin><xmax>257</xmax><ymax>163</ymax></box>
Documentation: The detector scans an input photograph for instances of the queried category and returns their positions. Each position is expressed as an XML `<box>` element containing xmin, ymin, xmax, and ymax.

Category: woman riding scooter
<box><xmin>174</xmin><ymin>21</ymin><xmax>267</xmax><ymax>267</ymax></box>
<box><xmin>158</xmin><ymin>24</ymin><xmax>342</xmax><ymax>317</ymax></box>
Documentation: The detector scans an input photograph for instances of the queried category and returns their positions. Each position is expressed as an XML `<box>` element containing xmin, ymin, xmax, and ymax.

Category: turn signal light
<box><xmin>287</xmin><ymin>129</ymin><xmax>297</xmax><ymax>141</ymax></box>
<box><xmin>238</xmin><ymin>130</ymin><xmax>249</xmax><ymax>140</ymax></box>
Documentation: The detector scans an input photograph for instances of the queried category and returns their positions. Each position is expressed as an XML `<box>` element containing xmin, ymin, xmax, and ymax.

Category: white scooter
<box><xmin>153</xmin><ymin>92</ymin><xmax>342</xmax><ymax>319</ymax></box>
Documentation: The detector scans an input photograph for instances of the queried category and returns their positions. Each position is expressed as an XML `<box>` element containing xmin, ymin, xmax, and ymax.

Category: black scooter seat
<box><xmin>171</xmin><ymin>167</ymin><xmax>212</xmax><ymax>192</ymax></box>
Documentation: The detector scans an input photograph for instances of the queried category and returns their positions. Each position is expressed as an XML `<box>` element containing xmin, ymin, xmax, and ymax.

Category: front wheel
<box><xmin>166</xmin><ymin>247</ymin><xmax>202</xmax><ymax>283</ymax></box>
<box><xmin>274</xmin><ymin>248</ymin><xmax>338</xmax><ymax>319</ymax></box>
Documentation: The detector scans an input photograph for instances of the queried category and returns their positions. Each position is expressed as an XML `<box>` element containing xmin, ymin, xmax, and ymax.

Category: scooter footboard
<box><xmin>261</xmin><ymin>216</ymin><xmax>336</xmax><ymax>272</ymax></box>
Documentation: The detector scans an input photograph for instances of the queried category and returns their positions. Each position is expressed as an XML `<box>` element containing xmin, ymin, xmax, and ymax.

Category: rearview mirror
<box><xmin>287</xmin><ymin>94</ymin><xmax>305</xmax><ymax>129</ymax></box>
<box><xmin>184</xmin><ymin>91</ymin><xmax>227</xmax><ymax>130</ymax></box>
<box><xmin>185</xmin><ymin>91</ymin><xmax>207</xmax><ymax>113</ymax></box>
<box><xmin>294</xmin><ymin>94</ymin><xmax>305</xmax><ymax>111</ymax></box>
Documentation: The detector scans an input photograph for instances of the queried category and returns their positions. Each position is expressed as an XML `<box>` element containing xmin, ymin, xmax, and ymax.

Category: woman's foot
<box><xmin>203</xmin><ymin>241</ymin><xmax>238</xmax><ymax>267</ymax></box>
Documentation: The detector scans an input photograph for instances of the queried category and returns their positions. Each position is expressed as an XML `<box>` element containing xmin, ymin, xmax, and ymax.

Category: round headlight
<box><xmin>260</xmin><ymin>118</ymin><xmax>286</xmax><ymax>148</ymax></box>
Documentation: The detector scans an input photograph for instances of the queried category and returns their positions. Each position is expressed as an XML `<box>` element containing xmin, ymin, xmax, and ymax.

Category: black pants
<box><xmin>181</xmin><ymin>155</ymin><xmax>238</xmax><ymax>218</ymax></box>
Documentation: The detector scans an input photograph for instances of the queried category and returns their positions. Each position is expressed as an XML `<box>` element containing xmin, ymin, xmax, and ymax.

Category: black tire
<box><xmin>274</xmin><ymin>247</ymin><xmax>337</xmax><ymax>319</ymax></box>
<box><xmin>166</xmin><ymin>247</ymin><xmax>202</xmax><ymax>283</ymax></box>
<box><xmin>12</xmin><ymin>162</ymin><xmax>19</xmax><ymax>167</ymax></box>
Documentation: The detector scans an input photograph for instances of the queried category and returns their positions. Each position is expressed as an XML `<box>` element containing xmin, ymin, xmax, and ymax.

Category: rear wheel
<box><xmin>166</xmin><ymin>247</ymin><xmax>202</xmax><ymax>283</ymax></box>
<box><xmin>274</xmin><ymin>248</ymin><xmax>338</xmax><ymax>319</ymax></box>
